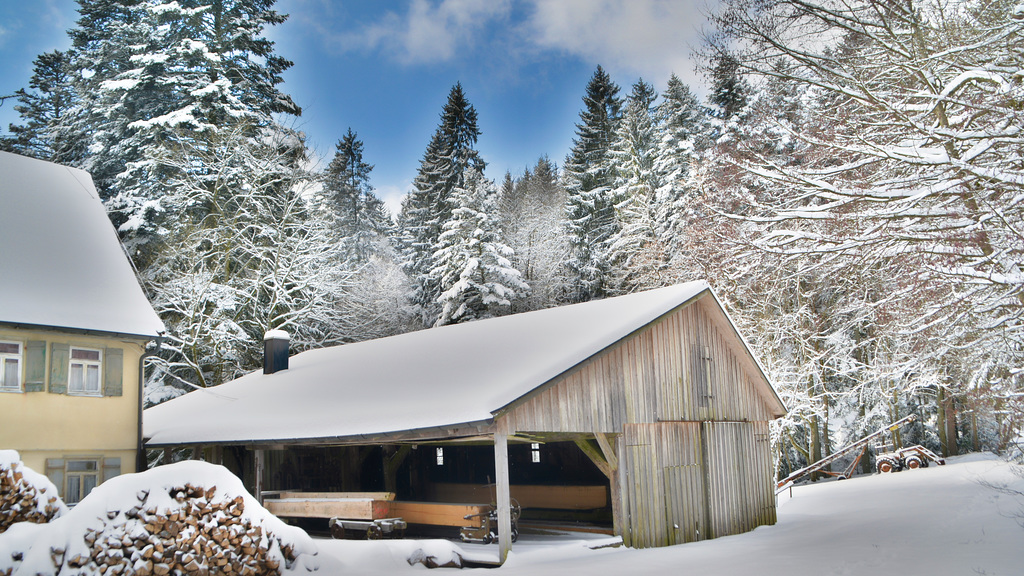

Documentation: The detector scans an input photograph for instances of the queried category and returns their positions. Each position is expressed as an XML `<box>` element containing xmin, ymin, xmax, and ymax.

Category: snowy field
<box><xmin>2</xmin><ymin>453</ymin><xmax>1021</xmax><ymax>575</ymax></box>
<box><xmin>315</xmin><ymin>453</ymin><xmax>1024</xmax><ymax>575</ymax></box>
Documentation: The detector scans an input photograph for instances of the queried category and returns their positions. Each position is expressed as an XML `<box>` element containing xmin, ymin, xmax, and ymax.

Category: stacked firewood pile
<box><xmin>0</xmin><ymin>455</ymin><xmax>64</xmax><ymax>533</ymax></box>
<box><xmin>55</xmin><ymin>483</ymin><xmax>302</xmax><ymax>576</ymax></box>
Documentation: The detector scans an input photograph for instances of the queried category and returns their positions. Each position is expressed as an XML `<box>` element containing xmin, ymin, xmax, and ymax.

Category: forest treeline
<box><xmin>3</xmin><ymin>0</ymin><xmax>1021</xmax><ymax>477</ymax></box>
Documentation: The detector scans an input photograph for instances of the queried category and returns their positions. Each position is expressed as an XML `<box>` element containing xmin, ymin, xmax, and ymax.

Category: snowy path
<box><xmin>314</xmin><ymin>453</ymin><xmax>1024</xmax><ymax>575</ymax></box>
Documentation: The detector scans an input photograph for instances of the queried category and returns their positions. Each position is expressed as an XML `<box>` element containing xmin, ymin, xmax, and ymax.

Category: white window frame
<box><xmin>0</xmin><ymin>341</ymin><xmax>22</xmax><ymax>392</ymax></box>
<box><xmin>531</xmin><ymin>443</ymin><xmax>541</xmax><ymax>463</ymax></box>
<box><xmin>436</xmin><ymin>447</ymin><xmax>445</xmax><ymax>466</ymax></box>
<box><xmin>64</xmin><ymin>458</ymin><xmax>100</xmax><ymax>505</ymax></box>
<box><xmin>68</xmin><ymin>347</ymin><xmax>103</xmax><ymax>396</ymax></box>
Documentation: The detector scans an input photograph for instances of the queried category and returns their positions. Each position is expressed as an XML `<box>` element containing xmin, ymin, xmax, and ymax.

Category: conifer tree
<box><xmin>399</xmin><ymin>83</ymin><xmax>486</xmax><ymax>326</ymax></box>
<box><xmin>324</xmin><ymin>128</ymin><xmax>391</xmax><ymax>264</ymax></box>
<box><xmin>432</xmin><ymin>168</ymin><xmax>528</xmax><ymax>326</ymax></box>
<box><xmin>63</xmin><ymin>0</ymin><xmax>302</xmax><ymax>262</ymax></box>
<box><xmin>654</xmin><ymin>74</ymin><xmax>710</xmax><ymax>253</ymax></box>
<box><xmin>562</xmin><ymin>66</ymin><xmax>622</xmax><ymax>302</ymax></box>
<box><xmin>4</xmin><ymin>51</ymin><xmax>84</xmax><ymax>163</ymax></box>
<box><xmin>607</xmin><ymin>79</ymin><xmax>662</xmax><ymax>293</ymax></box>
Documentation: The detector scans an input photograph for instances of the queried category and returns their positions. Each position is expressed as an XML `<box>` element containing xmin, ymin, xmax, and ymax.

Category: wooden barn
<box><xmin>144</xmin><ymin>282</ymin><xmax>785</xmax><ymax>561</ymax></box>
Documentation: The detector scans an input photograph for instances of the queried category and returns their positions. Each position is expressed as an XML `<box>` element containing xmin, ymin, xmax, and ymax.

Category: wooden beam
<box><xmin>383</xmin><ymin>445</ymin><xmax>412</xmax><ymax>493</ymax></box>
<box><xmin>494</xmin><ymin>431</ymin><xmax>512</xmax><ymax>564</ymax></box>
<box><xmin>574</xmin><ymin>439</ymin><xmax>614</xmax><ymax>480</ymax></box>
<box><xmin>264</xmin><ymin>498</ymin><xmax>391</xmax><ymax>520</ymax></box>
<box><xmin>594</xmin><ymin>433</ymin><xmax>618</xmax><ymax>471</ymax></box>
<box><xmin>388</xmin><ymin>501</ymin><xmax>489</xmax><ymax>527</ymax></box>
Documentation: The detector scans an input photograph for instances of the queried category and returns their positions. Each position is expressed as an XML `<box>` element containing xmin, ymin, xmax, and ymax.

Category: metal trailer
<box><xmin>329</xmin><ymin>517</ymin><xmax>408</xmax><ymax>540</ymax></box>
<box><xmin>775</xmin><ymin>414</ymin><xmax>942</xmax><ymax>493</ymax></box>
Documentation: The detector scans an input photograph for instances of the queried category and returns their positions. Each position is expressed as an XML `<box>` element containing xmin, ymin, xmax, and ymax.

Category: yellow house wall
<box><xmin>0</xmin><ymin>327</ymin><xmax>146</xmax><ymax>476</ymax></box>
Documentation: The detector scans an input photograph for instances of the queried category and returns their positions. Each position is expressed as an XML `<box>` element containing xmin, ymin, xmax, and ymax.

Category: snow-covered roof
<box><xmin>145</xmin><ymin>281</ymin><xmax>780</xmax><ymax>446</ymax></box>
<box><xmin>0</xmin><ymin>152</ymin><xmax>164</xmax><ymax>338</ymax></box>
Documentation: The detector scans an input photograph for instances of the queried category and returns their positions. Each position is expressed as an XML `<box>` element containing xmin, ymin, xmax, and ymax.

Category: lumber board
<box><xmin>263</xmin><ymin>497</ymin><xmax>391</xmax><ymax>520</ymax></box>
<box><xmin>388</xmin><ymin>501</ymin><xmax>490</xmax><ymax>527</ymax></box>
<box><xmin>430</xmin><ymin>483</ymin><xmax>608</xmax><ymax>510</ymax></box>
<box><xmin>274</xmin><ymin>491</ymin><xmax>395</xmax><ymax>501</ymax></box>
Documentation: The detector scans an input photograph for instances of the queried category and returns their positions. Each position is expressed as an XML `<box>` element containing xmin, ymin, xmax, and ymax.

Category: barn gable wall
<box><xmin>500</xmin><ymin>294</ymin><xmax>776</xmax><ymax>434</ymax></box>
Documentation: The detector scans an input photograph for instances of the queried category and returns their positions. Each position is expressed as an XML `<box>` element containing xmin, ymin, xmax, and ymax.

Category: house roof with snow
<box><xmin>145</xmin><ymin>281</ymin><xmax>784</xmax><ymax>447</ymax></box>
<box><xmin>0</xmin><ymin>151</ymin><xmax>165</xmax><ymax>339</ymax></box>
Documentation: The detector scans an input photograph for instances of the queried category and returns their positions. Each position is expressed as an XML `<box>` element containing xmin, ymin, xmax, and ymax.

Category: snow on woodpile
<box><xmin>0</xmin><ymin>451</ymin><xmax>66</xmax><ymax>533</ymax></box>
<box><xmin>0</xmin><ymin>461</ymin><xmax>320</xmax><ymax>576</ymax></box>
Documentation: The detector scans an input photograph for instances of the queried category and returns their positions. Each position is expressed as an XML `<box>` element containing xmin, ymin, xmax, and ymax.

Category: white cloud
<box><xmin>337</xmin><ymin>0</ymin><xmax>512</xmax><ymax>65</ymax></box>
<box><xmin>523</xmin><ymin>0</ymin><xmax>710</xmax><ymax>89</ymax></box>
<box><xmin>376</xmin><ymin>183</ymin><xmax>410</xmax><ymax>220</ymax></box>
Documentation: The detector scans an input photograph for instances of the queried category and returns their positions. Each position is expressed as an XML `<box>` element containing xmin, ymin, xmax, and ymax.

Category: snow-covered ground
<box><xmin>314</xmin><ymin>453</ymin><xmax>1024</xmax><ymax>575</ymax></box>
<box><xmin>3</xmin><ymin>453</ymin><xmax>1021</xmax><ymax>575</ymax></box>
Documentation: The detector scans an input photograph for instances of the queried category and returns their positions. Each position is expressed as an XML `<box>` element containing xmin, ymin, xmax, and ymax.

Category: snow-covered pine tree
<box><xmin>432</xmin><ymin>168</ymin><xmax>528</xmax><ymax>326</ymax></box>
<box><xmin>3</xmin><ymin>50</ymin><xmax>84</xmax><ymax>164</ymax></box>
<box><xmin>562</xmin><ymin>65</ymin><xmax>622</xmax><ymax>302</ymax></box>
<box><xmin>653</xmin><ymin>74</ymin><xmax>709</xmax><ymax>255</ymax></box>
<box><xmin>64</xmin><ymin>0</ymin><xmax>301</xmax><ymax>264</ymax></box>
<box><xmin>399</xmin><ymin>83</ymin><xmax>486</xmax><ymax>326</ymax></box>
<box><xmin>606</xmin><ymin>79</ymin><xmax>664</xmax><ymax>293</ymax></box>
<box><xmin>323</xmin><ymin>128</ymin><xmax>392</xmax><ymax>265</ymax></box>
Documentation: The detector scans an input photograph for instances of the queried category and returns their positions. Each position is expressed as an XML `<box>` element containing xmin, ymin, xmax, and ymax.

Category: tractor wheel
<box><xmin>366</xmin><ymin>525</ymin><xmax>383</xmax><ymax>540</ymax></box>
<box><xmin>905</xmin><ymin>455</ymin><xmax>923</xmax><ymax>469</ymax></box>
<box><xmin>876</xmin><ymin>458</ymin><xmax>897</xmax><ymax>473</ymax></box>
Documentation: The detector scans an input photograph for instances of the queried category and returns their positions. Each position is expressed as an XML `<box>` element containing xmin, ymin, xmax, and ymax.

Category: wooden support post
<box><xmin>255</xmin><ymin>449</ymin><xmax>265</xmax><ymax>505</ymax></box>
<box><xmin>162</xmin><ymin>447</ymin><xmax>172</xmax><ymax>466</ymax></box>
<box><xmin>494</xmin><ymin>432</ymin><xmax>512</xmax><ymax>564</ymax></box>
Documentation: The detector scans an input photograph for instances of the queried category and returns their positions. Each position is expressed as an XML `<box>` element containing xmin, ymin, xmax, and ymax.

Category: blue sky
<box><xmin>0</xmin><ymin>0</ymin><xmax>716</xmax><ymax>214</ymax></box>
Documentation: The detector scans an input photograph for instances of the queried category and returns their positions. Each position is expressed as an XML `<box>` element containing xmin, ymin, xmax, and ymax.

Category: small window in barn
<box><xmin>531</xmin><ymin>443</ymin><xmax>541</xmax><ymax>463</ymax></box>
<box><xmin>436</xmin><ymin>447</ymin><xmax>444</xmax><ymax>466</ymax></box>
<box><xmin>0</xmin><ymin>341</ymin><xmax>22</xmax><ymax>392</ymax></box>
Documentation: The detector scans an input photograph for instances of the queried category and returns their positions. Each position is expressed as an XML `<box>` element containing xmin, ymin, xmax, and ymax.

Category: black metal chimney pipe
<box><xmin>263</xmin><ymin>329</ymin><xmax>290</xmax><ymax>374</ymax></box>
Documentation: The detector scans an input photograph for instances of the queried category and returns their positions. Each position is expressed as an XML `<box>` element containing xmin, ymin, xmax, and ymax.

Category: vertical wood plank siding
<box><xmin>500</xmin><ymin>293</ymin><xmax>781</xmax><ymax>549</ymax></box>
<box><xmin>503</xmin><ymin>295</ymin><xmax>776</xmax><ymax>433</ymax></box>
<box><xmin>619</xmin><ymin>421</ymin><xmax>777</xmax><ymax>549</ymax></box>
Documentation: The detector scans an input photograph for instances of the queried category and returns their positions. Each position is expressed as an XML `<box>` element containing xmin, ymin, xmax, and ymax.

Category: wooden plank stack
<box><xmin>0</xmin><ymin>458</ymin><xmax>63</xmax><ymax>533</ymax></box>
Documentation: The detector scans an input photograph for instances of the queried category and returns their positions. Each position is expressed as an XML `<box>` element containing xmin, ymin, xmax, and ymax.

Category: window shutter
<box><xmin>45</xmin><ymin>458</ymin><xmax>65</xmax><ymax>498</ymax></box>
<box><xmin>102</xmin><ymin>457</ymin><xmax>121</xmax><ymax>483</ymax></box>
<box><xmin>25</xmin><ymin>340</ymin><xmax>46</xmax><ymax>392</ymax></box>
<box><xmin>49</xmin><ymin>343</ymin><xmax>69</xmax><ymax>395</ymax></box>
<box><xmin>103</xmin><ymin>348</ymin><xmax>123</xmax><ymax>397</ymax></box>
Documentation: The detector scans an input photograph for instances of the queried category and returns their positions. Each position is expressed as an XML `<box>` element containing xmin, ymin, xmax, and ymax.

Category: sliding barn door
<box><xmin>620</xmin><ymin>422</ymin><xmax>706</xmax><ymax>548</ymax></box>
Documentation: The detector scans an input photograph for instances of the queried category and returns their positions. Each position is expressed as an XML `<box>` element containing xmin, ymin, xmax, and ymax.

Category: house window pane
<box><xmin>70</xmin><ymin>365</ymin><xmax>84</xmax><ymax>392</ymax></box>
<box><xmin>71</xmin><ymin>349</ymin><xmax>101</xmax><ymax>361</ymax></box>
<box><xmin>69</xmin><ymin>348</ymin><xmax>102</xmax><ymax>395</ymax></box>
<box><xmin>436</xmin><ymin>447</ymin><xmax>444</xmax><ymax>466</ymax></box>
<box><xmin>0</xmin><ymin>342</ymin><xmax>21</xmax><ymax>390</ymax></box>
<box><xmin>85</xmin><ymin>365</ymin><xmax>100</xmax><ymax>393</ymax></box>
<box><xmin>2</xmin><ymin>358</ymin><xmax>18</xmax><ymax>389</ymax></box>
<box><xmin>82</xmin><ymin>475</ymin><xmax>98</xmax><ymax>499</ymax></box>
<box><xmin>67</xmin><ymin>476</ymin><xmax>81</xmax><ymax>504</ymax></box>
<box><xmin>531</xmin><ymin>443</ymin><xmax>541</xmax><ymax>463</ymax></box>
